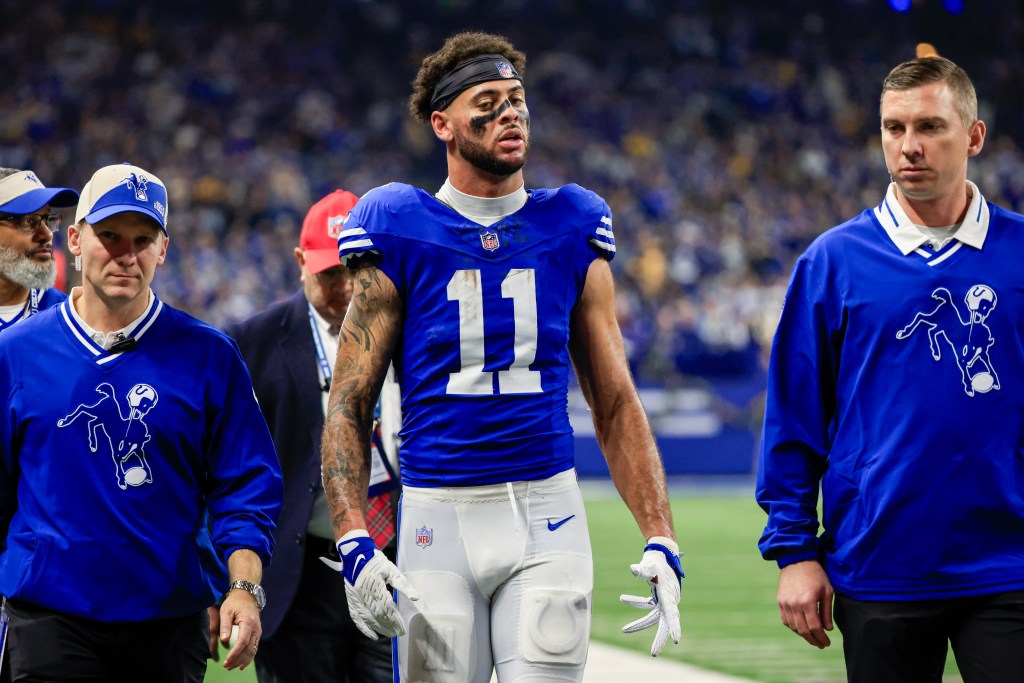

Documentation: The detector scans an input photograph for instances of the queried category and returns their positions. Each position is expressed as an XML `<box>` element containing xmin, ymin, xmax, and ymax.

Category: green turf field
<box><xmin>204</xmin><ymin>491</ymin><xmax>963</xmax><ymax>683</ymax></box>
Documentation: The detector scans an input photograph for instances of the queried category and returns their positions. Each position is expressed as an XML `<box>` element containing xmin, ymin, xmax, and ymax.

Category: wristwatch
<box><xmin>228</xmin><ymin>580</ymin><xmax>266</xmax><ymax>611</ymax></box>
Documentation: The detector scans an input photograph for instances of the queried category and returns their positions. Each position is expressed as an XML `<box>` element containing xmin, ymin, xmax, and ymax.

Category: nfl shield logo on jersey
<box><xmin>415</xmin><ymin>526</ymin><xmax>433</xmax><ymax>548</ymax></box>
<box><xmin>480</xmin><ymin>230</ymin><xmax>500</xmax><ymax>251</ymax></box>
<box><xmin>496</xmin><ymin>61</ymin><xmax>514</xmax><ymax>78</ymax></box>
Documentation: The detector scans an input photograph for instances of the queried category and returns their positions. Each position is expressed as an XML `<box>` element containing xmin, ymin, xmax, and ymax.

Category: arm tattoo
<box><xmin>321</xmin><ymin>264</ymin><xmax>402</xmax><ymax>536</ymax></box>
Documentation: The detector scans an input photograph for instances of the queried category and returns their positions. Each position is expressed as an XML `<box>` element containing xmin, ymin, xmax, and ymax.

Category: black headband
<box><xmin>430</xmin><ymin>54</ymin><xmax>522</xmax><ymax>113</ymax></box>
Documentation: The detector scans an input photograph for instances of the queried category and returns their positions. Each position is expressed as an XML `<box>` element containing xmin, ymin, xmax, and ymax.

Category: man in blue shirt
<box><xmin>758</xmin><ymin>55</ymin><xmax>1024</xmax><ymax>682</ymax></box>
<box><xmin>0</xmin><ymin>163</ymin><xmax>283</xmax><ymax>681</ymax></box>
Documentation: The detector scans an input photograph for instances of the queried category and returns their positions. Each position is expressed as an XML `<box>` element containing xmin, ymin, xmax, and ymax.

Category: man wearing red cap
<box><xmin>226</xmin><ymin>189</ymin><xmax>399</xmax><ymax>683</ymax></box>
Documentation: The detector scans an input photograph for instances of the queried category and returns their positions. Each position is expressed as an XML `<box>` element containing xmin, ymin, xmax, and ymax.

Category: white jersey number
<box><xmin>446</xmin><ymin>268</ymin><xmax>543</xmax><ymax>395</ymax></box>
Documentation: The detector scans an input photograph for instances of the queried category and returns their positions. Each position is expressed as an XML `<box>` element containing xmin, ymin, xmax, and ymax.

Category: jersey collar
<box><xmin>873</xmin><ymin>180</ymin><xmax>989</xmax><ymax>255</ymax></box>
<box><xmin>60</xmin><ymin>288</ymin><xmax>163</xmax><ymax>364</ymax></box>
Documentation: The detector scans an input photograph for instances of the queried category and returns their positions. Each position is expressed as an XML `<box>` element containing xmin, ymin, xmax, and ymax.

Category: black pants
<box><xmin>834</xmin><ymin>590</ymin><xmax>1024</xmax><ymax>683</ymax></box>
<box><xmin>5</xmin><ymin>600</ymin><xmax>207</xmax><ymax>683</ymax></box>
<box><xmin>255</xmin><ymin>537</ymin><xmax>393</xmax><ymax>683</ymax></box>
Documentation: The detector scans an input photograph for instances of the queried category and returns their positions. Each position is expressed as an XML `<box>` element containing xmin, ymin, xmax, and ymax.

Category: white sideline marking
<box><xmin>582</xmin><ymin>641</ymin><xmax>757</xmax><ymax>682</ymax></box>
<box><xmin>488</xmin><ymin>641</ymin><xmax>757</xmax><ymax>682</ymax></box>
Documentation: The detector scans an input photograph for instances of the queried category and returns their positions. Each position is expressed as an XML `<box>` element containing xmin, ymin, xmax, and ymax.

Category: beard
<box><xmin>0</xmin><ymin>244</ymin><xmax>57</xmax><ymax>290</ymax></box>
<box><xmin>454</xmin><ymin>126</ymin><xmax>529</xmax><ymax>177</ymax></box>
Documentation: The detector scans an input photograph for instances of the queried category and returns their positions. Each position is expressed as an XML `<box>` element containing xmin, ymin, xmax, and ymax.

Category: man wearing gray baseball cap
<box><xmin>0</xmin><ymin>168</ymin><xmax>78</xmax><ymax>332</ymax></box>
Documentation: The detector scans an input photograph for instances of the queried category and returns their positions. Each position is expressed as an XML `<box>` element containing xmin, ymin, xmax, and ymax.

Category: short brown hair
<box><xmin>880</xmin><ymin>56</ymin><xmax>977</xmax><ymax>127</ymax></box>
<box><xmin>408</xmin><ymin>31</ymin><xmax>526</xmax><ymax>123</ymax></box>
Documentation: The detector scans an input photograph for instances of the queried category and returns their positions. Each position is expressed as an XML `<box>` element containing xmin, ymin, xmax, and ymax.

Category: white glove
<box><xmin>619</xmin><ymin>535</ymin><xmax>683</xmax><ymax>656</ymax></box>
<box><xmin>320</xmin><ymin>530</ymin><xmax>420</xmax><ymax>639</ymax></box>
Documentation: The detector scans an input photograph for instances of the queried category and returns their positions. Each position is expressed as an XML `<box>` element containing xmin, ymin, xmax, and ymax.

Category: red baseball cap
<box><xmin>300</xmin><ymin>189</ymin><xmax>360</xmax><ymax>274</ymax></box>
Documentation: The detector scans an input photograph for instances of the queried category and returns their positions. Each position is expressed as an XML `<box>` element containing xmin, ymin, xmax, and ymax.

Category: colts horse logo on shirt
<box><xmin>57</xmin><ymin>383</ymin><xmax>160</xmax><ymax>490</ymax></box>
<box><xmin>480</xmin><ymin>231</ymin><xmax>500</xmax><ymax>252</ymax></box>
<box><xmin>896</xmin><ymin>285</ymin><xmax>1001</xmax><ymax>397</ymax></box>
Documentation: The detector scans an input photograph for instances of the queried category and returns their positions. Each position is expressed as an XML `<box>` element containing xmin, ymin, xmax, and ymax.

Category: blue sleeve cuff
<box><xmin>222</xmin><ymin>544</ymin><xmax>272</xmax><ymax>567</ymax></box>
<box><xmin>775</xmin><ymin>550</ymin><xmax>822</xmax><ymax>569</ymax></box>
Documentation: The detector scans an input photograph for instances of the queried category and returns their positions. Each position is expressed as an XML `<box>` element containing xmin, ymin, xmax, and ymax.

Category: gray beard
<box><xmin>0</xmin><ymin>245</ymin><xmax>57</xmax><ymax>290</ymax></box>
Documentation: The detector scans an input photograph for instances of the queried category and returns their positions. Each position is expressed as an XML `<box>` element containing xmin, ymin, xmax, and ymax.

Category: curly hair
<box><xmin>408</xmin><ymin>31</ymin><xmax>527</xmax><ymax>123</ymax></box>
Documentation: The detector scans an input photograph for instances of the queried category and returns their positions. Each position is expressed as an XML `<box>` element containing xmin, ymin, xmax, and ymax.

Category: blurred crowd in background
<box><xmin>4</xmin><ymin>0</ymin><xmax>1021</xmax><ymax>389</ymax></box>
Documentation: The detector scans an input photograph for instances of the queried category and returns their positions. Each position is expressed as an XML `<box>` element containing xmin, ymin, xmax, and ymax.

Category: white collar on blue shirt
<box><xmin>68</xmin><ymin>287</ymin><xmax>156</xmax><ymax>349</ymax></box>
<box><xmin>874</xmin><ymin>180</ymin><xmax>989</xmax><ymax>255</ymax></box>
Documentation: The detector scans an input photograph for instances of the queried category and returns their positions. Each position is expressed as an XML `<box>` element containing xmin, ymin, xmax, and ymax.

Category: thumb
<box><xmin>630</xmin><ymin>562</ymin><xmax>656</xmax><ymax>581</ymax></box>
<box><xmin>319</xmin><ymin>556</ymin><xmax>344</xmax><ymax>573</ymax></box>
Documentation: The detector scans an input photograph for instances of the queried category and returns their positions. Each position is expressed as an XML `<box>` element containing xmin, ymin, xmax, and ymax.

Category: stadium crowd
<box><xmin>3</xmin><ymin>0</ymin><xmax>1020</xmax><ymax>387</ymax></box>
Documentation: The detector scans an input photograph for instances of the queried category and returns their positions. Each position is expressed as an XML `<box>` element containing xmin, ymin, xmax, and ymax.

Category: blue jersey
<box><xmin>0</xmin><ymin>297</ymin><xmax>283</xmax><ymax>621</ymax></box>
<box><xmin>757</xmin><ymin>184</ymin><xmax>1024</xmax><ymax>600</ymax></box>
<box><xmin>339</xmin><ymin>183</ymin><xmax>615</xmax><ymax>487</ymax></box>
<box><xmin>0</xmin><ymin>287</ymin><xmax>66</xmax><ymax>333</ymax></box>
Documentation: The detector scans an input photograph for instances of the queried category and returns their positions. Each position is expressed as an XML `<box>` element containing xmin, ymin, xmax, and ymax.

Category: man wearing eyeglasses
<box><xmin>0</xmin><ymin>168</ymin><xmax>79</xmax><ymax>331</ymax></box>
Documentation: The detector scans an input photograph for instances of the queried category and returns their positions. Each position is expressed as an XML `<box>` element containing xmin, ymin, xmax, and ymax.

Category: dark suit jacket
<box><xmin>225</xmin><ymin>291</ymin><xmax>327</xmax><ymax>638</ymax></box>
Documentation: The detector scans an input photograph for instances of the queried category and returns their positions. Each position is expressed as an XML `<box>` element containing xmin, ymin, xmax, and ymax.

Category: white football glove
<box><xmin>320</xmin><ymin>530</ymin><xmax>420</xmax><ymax>639</ymax></box>
<box><xmin>619</xmin><ymin>535</ymin><xmax>683</xmax><ymax>656</ymax></box>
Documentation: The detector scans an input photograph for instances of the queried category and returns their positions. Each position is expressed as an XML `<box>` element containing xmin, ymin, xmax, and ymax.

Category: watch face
<box><xmin>231</xmin><ymin>581</ymin><xmax>266</xmax><ymax>611</ymax></box>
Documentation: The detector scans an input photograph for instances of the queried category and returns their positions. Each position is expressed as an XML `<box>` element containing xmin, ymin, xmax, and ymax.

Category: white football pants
<box><xmin>396</xmin><ymin>468</ymin><xmax>593</xmax><ymax>683</ymax></box>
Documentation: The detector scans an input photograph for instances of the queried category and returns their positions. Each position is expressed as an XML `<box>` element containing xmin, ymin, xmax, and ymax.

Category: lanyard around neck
<box><xmin>308</xmin><ymin>302</ymin><xmax>334</xmax><ymax>391</ymax></box>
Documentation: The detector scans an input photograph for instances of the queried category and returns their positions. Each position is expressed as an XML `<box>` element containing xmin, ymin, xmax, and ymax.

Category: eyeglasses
<box><xmin>0</xmin><ymin>213</ymin><xmax>62</xmax><ymax>234</ymax></box>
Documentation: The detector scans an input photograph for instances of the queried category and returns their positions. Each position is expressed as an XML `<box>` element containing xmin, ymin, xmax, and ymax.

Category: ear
<box><xmin>431</xmin><ymin>110</ymin><xmax>454</xmax><ymax>142</ymax></box>
<box><xmin>967</xmin><ymin>119</ymin><xmax>986</xmax><ymax>158</ymax></box>
<box><xmin>156</xmin><ymin>234</ymin><xmax>169</xmax><ymax>266</ymax></box>
<box><xmin>294</xmin><ymin>247</ymin><xmax>310</xmax><ymax>281</ymax></box>
<box><xmin>67</xmin><ymin>222</ymin><xmax>83</xmax><ymax>256</ymax></box>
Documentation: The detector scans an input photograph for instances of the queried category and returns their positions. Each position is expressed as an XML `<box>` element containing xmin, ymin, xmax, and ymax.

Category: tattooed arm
<box><xmin>321</xmin><ymin>262</ymin><xmax>403</xmax><ymax>540</ymax></box>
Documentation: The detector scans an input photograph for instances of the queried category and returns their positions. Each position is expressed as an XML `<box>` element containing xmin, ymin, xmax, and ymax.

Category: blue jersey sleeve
<box><xmin>337</xmin><ymin>183</ymin><xmax>406</xmax><ymax>267</ymax></box>
<box><xmin>202</xmin><ymin>335</ymin><xmax>284</xmax><ymax>566</ymax></box>
<box><xmin>756</xmin><ymin>245</ymin><xmax>841</xmax><ymax>566</ymax></box>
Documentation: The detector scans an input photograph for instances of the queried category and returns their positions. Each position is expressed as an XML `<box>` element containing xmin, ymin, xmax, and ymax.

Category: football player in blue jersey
<box><xmin>758</xmin><ymin>55</ymin><xmax>1024</xmax><ymax>682</ymax></box>
<box><xmin>320</xmin><ymin>31</ymin><xmax>682</xmax><ymax>683</ymax></box>
<box><xmin>0</xmin><ymin>163</ymin><xmax>283</xmax><ymax>681</ymax></box>
<box><xmin>0</xmin><ymin>168</ymin><xmax>78</xmax><ymax>331</ymax></box>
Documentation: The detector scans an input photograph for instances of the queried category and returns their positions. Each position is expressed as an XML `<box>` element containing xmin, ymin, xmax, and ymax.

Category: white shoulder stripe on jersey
<box><xmin>339</xmin><ymin>227</ymin><xmax>367</xmax><ymax>238</ymax></box>
<box><xmin>340</xmin><ymin>238</ymin><xmax>375</xmax><ymax>251</ymax></box>
<box><xmin>596</xmin><ymin>227</ymin><xmax>615</xmax><ymax>239</ymax></box>
<box><xmin>590</xmin><ymin>238</ymin><xmax>616</xmax><ymax>253</ymax></box>
<box><xmin>600</xmin><ymin>216</ymin><xmax>612</xmax><ymax>226</ymax></box>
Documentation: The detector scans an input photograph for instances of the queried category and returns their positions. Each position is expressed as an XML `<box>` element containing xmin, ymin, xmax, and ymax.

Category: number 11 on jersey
<box><xmin>446</xmin><ymin>268</ymin><xmax>543</xmax><ymax>396</ymax></box>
